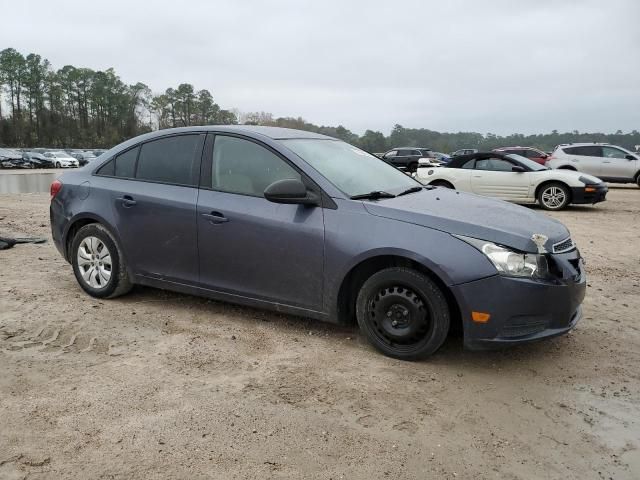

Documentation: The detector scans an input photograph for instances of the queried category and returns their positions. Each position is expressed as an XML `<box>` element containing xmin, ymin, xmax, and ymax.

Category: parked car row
<box><xmin>411</xmin><ymin>142</ymin><xmax>639</xmax><ymax>210</ymax></box>
<box><xmin>416</xmin><ymin>151</ymin><xmax>608</xmax><ymax>210</ymax></box>
<box><xmin>0</xmin><ymin>147</ymin><xmax>108</xmax><ymax>169</ymax></box>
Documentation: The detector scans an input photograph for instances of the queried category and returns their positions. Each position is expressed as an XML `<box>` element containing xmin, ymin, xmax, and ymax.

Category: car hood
<box><xmin>362</xmin><ymin>188</ymin><xmax>570</xmax><ymax>253</ymax></box>
<box><xmin>550</xmin><ymin>169</ymin><xmax>603</xmax><ymax>184</ymax></box>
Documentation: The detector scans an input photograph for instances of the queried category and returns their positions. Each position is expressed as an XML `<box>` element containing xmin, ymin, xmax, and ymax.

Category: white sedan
<box><xmin>44</xmin><ymin>151</ymin><xmax>80</xmax><ymax>168</ymax></box>
<box><xmin>416</xmin><ymin>152</ymin><xmax>608</xmax><ymax>210</ymax></box>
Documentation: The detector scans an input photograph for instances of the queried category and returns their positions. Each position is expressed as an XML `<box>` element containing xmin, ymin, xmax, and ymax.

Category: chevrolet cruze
<box><xmin>50</xmin><ymin>126</ymin><xmax>586</xmax><ymax>360</ymax></box>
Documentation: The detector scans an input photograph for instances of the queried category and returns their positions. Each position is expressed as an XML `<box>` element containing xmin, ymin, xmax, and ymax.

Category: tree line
<box><xmin>1</xmin><ymin>47</ymin><xmax>639</xmax><ymax>153</ymax></box>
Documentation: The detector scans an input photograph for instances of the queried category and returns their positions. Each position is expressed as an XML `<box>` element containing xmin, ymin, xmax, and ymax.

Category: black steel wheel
<box><xmin>356</xmin><ymin>267</ymin><xmax>450</xmax><ymax>360</ymax></box>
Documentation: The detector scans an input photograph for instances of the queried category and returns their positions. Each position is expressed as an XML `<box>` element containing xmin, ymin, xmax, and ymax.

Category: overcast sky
<box><xmin>2</xmin><ymin>0</ymin><xmax>639</xmax><ymax>135</ymax></box>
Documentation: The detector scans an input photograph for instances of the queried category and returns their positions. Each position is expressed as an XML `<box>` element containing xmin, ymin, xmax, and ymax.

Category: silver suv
<box><xmin>547</xmin><ymin>143</ymin><xmax>639</xmax><ymax>187</ymax></box>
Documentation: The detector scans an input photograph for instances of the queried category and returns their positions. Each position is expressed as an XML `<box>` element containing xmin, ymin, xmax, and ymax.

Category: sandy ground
<box><xmin>0</xmin><ymin>187</ymin><xmax>639</xmax><ymax>479</ymax></box>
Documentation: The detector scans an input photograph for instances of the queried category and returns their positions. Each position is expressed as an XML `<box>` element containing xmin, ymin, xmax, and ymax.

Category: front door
<box><xmin>471</xmin><ymin>157</ymin><xmax>531</xmax><ymax>201</ymax></box>
<box><xmin>600</xmin><ymin>146</ymin><xmax>638</xmax><ymax>180</ymax></box>
<box><xmin>197</xmin><ymin>134</ymin><xmax>325</xmax><ymax>311</ymax></box>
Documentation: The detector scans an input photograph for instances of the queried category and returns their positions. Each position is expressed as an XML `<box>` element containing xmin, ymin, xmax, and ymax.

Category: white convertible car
<box><xmin>415</xmin><ymin>152</ymin><xmax>608</xmax><ymax>210</ymax></box>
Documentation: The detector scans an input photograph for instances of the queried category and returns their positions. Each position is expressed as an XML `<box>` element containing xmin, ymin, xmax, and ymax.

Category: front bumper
<box><xmin>570</xmin><ymin>184</ymin><xmax>607</xmax><ymax>204</ymax></box>
<box><xmin>452</xmin><ymin>249</ymin><xmax>586</xmax><ymax>350</ymax></box>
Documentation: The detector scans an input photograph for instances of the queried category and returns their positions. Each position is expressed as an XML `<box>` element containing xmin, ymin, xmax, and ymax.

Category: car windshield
<box><xmin>281</xmin><ymin>139</ymin><xmax>420</xmax><ymax>197</ymax></box>
<box><xmin>506</xmin><ymin>154</ymin><xmax>548</xmax><ymax>171</ymax></box>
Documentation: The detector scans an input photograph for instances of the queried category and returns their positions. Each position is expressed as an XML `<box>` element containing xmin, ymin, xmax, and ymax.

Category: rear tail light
<box><xmin>50</xmin><ymin>179</ymin><xmax>63</xmax><ymax>199</ymax></box>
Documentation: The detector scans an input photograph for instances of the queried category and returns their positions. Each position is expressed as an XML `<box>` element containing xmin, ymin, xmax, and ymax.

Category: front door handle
<box><xmin>201</xmin><ymin>211</ymin><xmax>229</xmax><ymax>224</ymax></box>
<box><xmin>117</xmin><ymin>195</ymin><xmax>137</xmax><ymax>207</ymax></box>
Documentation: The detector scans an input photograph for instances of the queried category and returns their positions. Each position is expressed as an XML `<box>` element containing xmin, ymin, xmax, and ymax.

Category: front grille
<box><xmin>500</xmin><ymin>317</ymin><xmax>549</xmax><ymax>338</ymax></box>
<box><xmin>553</xmin><ymin>237</ymin><xmax>575</xmax><ymax>254</ymax></box>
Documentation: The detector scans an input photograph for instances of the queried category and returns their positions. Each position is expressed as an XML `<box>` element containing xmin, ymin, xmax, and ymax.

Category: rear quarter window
<box><xmin>114</xmin><ymin>147</ymin><xmax>139</xmax><ymax>178</ymax></box>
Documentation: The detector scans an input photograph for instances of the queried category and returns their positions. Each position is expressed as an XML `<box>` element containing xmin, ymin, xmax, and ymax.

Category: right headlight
<box><xmin>454</xmin><ymin>235</ymin><xmax>550</xmax><ymax>279</ymax></box>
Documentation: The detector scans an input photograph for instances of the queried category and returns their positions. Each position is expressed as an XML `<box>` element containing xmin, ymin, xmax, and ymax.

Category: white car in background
<box><xmin>416</xmin><ymin>152</ymin><xmax>608</xmax><ymax>210</ymax></box>
<box><xmin>546</xmin><ymin>143</ymin><xmax>639</xmax><ymax>187</ymax></box>
<box><xmin>44</xmin><ymin>151</ymin><xmax>79</xmax><ymax>168</ymax></box>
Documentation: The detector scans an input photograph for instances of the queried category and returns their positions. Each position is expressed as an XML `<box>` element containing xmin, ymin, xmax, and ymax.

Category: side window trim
<box><xmin>93</xmin><ymin>133</ymin><xmax>206</xmax><ymax>187</ymax></box>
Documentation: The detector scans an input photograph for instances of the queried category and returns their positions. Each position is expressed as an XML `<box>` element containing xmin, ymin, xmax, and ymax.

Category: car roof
<box><xmin>494</xmin><ymin>146</ymin><xmax>534</xmax><ymax>150</ymax></box>
<box><xmin>447</xmin><ymin>151</ymin><xmax>511</xmax><ymax>168</ymax></box>
<box><xmin>556</xmin><ymin>142</ymin><xmax>610</xmax><ymax>147</ymax></box>
<box><xmin>389</xmin><ymin>146</ymin><xmax>431</xmax><ymax>150</ymax></box>
<box><xmin>138</xmin><ymin>125</ymin><xmax>334</xmax><ymax>141</ymax></box>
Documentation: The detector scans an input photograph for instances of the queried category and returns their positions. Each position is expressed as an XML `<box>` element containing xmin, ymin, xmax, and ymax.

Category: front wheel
<box><xmin>71</xmin><ymin>224</ymin><xmax>133</xmax><ymax>299</ymax></box>
<box><xmin>430</xmin><ymin>180</ymin><xmax>454</xmax><ymax>189</ymax></box>
<box><xmin>356</xmin><ymin>267</ymin><xmax>450</xmax><ymax>360</ymax></box>
<box><xmin>538</xmin><ymin>182</ymin><xmax>570</xmax><ymax>210</ymax></box>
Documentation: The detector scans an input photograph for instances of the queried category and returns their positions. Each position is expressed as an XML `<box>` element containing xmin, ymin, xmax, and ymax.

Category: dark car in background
<box><xmin>451</xmin><ymin>148</ymin><xmax>478</xmax><ymax>157</ymax></box>
<box><xmin>23</xmin><ymin>151</ymin><xmax>55</xmax><ymax>168</ymax></box>
<box><xmin>493</xmin><ymin>146</ymin><xmax>549</xmax><ymax>165</ymax></box>
<box><xmin>50</xmin><ymin>126</ymin><xmax>586</xmax><ymax>360</ymax></box>
<box><xmin>72</xmin><ymin>151</ymin><xmax>98</xmax><ymax>166</ymax></box>
<box><xmin>0</xmin><ymin>148</ymin><xmax>28</xmax><ymax>168</ymax></box>
<box><xmin>381</xmin><ymin>147</ymin><xmax>432</xmax><ymax>171</ymax></box>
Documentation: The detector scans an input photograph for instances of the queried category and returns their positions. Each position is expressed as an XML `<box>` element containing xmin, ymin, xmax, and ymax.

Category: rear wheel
<box><xmin>71</xmin><ymin>224</ymin><xmax>132</xmax><ymax>299</ymax></box>
<box><xmin>356</xmin><ymin>267</ymin><xmax>450</xmax><ymax>360</ymax></box>
<box><xmin>538</xmin><ymin>182</ymin><xmax>570</xmax><ymax>210</ymax></box>
<box><xmin>408</xmin><ymin>162</ymin><xmax>418</xmax><ymax>173</ymax></box>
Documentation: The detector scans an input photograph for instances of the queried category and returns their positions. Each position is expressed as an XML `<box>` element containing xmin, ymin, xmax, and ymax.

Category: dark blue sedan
<box><xmin>50</xmin><ymin>126</ymin><xmax>586</xmax><ymax>360</ymax></box>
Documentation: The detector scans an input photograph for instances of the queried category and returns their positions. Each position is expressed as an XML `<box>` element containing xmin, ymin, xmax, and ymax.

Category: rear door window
<box><xmin>136</xmin><ymin>135</ymin><xmax>203</xmax><ymax>186</ymax></box>
<box><xmin>563</xmin><ymin>146</ymin><xmax>602</xmax><ymax>157</ymax></box>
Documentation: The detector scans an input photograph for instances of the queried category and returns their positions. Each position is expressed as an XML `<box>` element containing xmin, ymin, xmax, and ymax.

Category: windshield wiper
<box><xmin>350</xmin><ymin>190</ymin><xmax>396</xmax><ymax>200</ymax></box>
<box><xmin>396</xmin><ymin>186</ymin><xmax>424</xmax><ymax>197</ymax></box>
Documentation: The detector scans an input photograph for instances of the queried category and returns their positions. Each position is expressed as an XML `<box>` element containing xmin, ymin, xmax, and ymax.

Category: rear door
<box><xmin>470</xmin><ymin>157</ymin><xmax>532</xmax><ymax>201</ymax></box>
<box><xmin>562</xmin><ymin>146</ymin><xmax>603</xmax><ymax>175</ymax></box>
<box><xmin>196</xmin><ymin>134</ymin><xmax>325</xmax><ymax>311</ymax></box>
<box><xmin>99</xmin><ymin>133</ymin><xmax>205</xmax><ymax>284</ymax></box>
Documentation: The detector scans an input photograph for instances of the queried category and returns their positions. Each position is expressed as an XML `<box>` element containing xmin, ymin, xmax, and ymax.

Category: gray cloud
<box><xmin>2</xmin><ymin>0</ymin><xmax>639</xmax><ymax>134</ymax></box>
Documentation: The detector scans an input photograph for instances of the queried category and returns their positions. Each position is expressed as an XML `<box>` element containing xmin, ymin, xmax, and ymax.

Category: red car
<box><xmin>492</xmin><ymin>146</ymin><xmax>549</xmax><ymax>165</ymax></box>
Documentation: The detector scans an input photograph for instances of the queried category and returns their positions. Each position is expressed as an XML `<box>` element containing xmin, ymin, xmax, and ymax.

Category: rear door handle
<box><xmin>117</xmin><ymin>195</ymin><xmax>137</xmax><ymax>207</ymax></box>
<box><xmin>201</xmin><ymin>211</ymin><xmax>229</xmax><ymax>224</ymax></box>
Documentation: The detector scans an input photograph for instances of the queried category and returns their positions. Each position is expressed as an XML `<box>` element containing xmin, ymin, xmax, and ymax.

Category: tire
<box><xmin>55</xmin><ymin>162</ymin><xmax>61</xmax><ymax>168</ymax></box>
<box><xmin>71</xmin><ymin>224</ymin><xmax>133</xmax><ymax>299</ymax></box>
<box><xmin>355</xmin><ymin>267</ymin><xmax>450</xmax><ymax>361</ymax></box>
<box><xmin>537</xmin><ymin>182</ymin><xmax>570</xmax><ymax>210</ymax></box>
<box><xmin>408</xmin><ymin>162</ymin><xmax>418</xmax><ymax>173</ymax></box>
<box><xmin>430</xmin><ymin>180</ymin><xmax>454</xmax><ymax>189</ymax></box>
<box><xmin>636</xmin><ymin>173</ymin><xmax>640</xmax><ymax>188</ymax></box>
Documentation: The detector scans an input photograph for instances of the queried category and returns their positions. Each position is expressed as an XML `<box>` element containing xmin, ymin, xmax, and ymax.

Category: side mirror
<box><xmin>625</xmin><ymin>154</ymin><xmax>636</xmax><ymax>161</ymax></box>
<box><xmin>511</xmin><ymin>165</ymin><xmax>526</xmax><ymax>173</ymax></box>
<box><xmin>264</xmin><ymin>179</ymin><xmax>319</xmax><ymax>206</ymax></box>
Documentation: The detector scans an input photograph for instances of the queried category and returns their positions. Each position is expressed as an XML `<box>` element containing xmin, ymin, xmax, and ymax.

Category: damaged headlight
<box><xmin>455</xmin><ymin>235</ymin><xmax>549</xmax><ymax>279</ymax></box>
